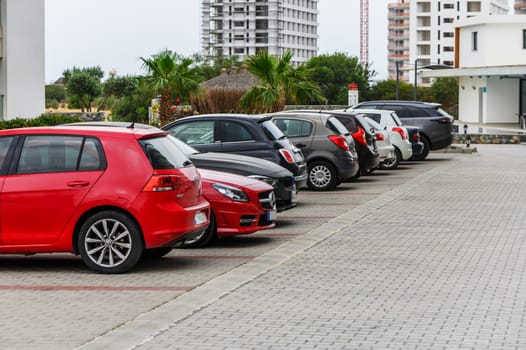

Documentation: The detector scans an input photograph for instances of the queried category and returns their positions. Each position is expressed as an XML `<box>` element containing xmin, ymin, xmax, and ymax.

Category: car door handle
<box><xmin>295</xmin><ymin>143</ymin><xmax>307</xmax><ymax>148</ymax></box>
<box><xmin>67</xmin><ymin>181</ymin><xmax>90</xmax><ymax>188</ymax></box>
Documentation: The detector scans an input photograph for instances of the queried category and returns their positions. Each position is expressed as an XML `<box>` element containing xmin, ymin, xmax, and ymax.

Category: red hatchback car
<box><xmin>184</xmin><ymin>169</ymin><xmax>277</xmax><ymax>248</ymax></box>
<box><xmin>0</xmin><ymin>125</ymin><xmax>210</xmax><ymax>273</ymax></box>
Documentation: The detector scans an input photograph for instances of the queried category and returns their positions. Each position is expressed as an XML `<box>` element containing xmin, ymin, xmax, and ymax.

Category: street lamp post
<box><xmin>413</xmin><ymin>59</ymin><xmax>419</xmax><ymax>101</ymax></box>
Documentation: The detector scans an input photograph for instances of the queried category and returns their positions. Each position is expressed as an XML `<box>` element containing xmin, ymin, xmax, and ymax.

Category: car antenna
<box><xmin>127</xmin><ymin>121</ymin><xmax>135</xmax><ymax>129</ymax></box>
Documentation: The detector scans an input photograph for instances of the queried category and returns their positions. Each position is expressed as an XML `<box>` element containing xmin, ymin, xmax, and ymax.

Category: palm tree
<box><xmin>140</xmin><ymin>50</ymin><xmax>201</xmax><ymax>125</ymax></box>
<box><xmin>239</xmin><ymin>51</ymin><xmax>326</xmax><ymax>113</ymax></box>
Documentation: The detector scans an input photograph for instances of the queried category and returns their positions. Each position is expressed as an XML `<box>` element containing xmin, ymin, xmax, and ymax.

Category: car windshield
<box><xmin>327</xmin><ymin>116</ymin><xmax>350</xmax><ymax>135</ymax></box>
<box><xmin>139</xmin><ymin>135</ymin><xmax>192</xmax><ymax>169</ymax></box>
<box><xmin>261</xmin><ymin>120</ymin><xmax>286</xmax><ymax>140</ymax></box>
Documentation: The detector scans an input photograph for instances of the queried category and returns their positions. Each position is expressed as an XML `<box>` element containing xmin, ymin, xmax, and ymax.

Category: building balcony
<box><xmin>388</xmin><ymin>2</ymin><xmax>409</xmax><ymax>9</ymax></box>
<box><xmin>388</xmin><ymin>53</ymin><xmax>410</xmax><ymax>60</ymax></box>
<box><xmin>388</xmin><ymin>22</ymin><xmax>409</xmax><ymax>29</ymax></box>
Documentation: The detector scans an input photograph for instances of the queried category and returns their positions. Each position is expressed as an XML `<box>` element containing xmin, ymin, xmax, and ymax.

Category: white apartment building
<box><xmin>387</xmin><ymin>0</ymin><xmax>509</xmax><ymax>84</ymax></box>
<box><xmin>201</xmin><ymin>0</ymin><xmax>319</xmax><ymax>65</ymax></box>
<box><xmin>0</xmin><ymin>0</ymin><xmax>45</xmax><ymax>120</ymax></box>
<box><xmin>422</xmin><ymin>16</ymin><xmax>526</xmax><ymax>124</ymax></box>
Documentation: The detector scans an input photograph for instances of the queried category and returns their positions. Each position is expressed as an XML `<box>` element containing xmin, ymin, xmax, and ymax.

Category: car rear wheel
<box><xmin>183</xmin><ymin>212</ymin><xmax>217</xmax><ymax>248</ymax></box>
<box><xmin>412</xmin><ymin>137</ymin><xmax>430</xmax><ymax>161</ymax></box>
<box><xmin>307</xmin><ymin>160</ymin><xmax>337</xmax><ymax>191</ymax></box>
<box><xmin>380</xmin><ymin>147</ymin><xmax>401</xmax><ymax>170</ymax></box>
<box><xmin>78</xmin><ymin>210</ymin><xmax>144</xmax><ymax>274</ymax></box>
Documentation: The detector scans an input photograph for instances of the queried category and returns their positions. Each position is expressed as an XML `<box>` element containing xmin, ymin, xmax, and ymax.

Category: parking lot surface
<box><xmin>2</xmin><ymin>144</ymin><xmax>526</xmax><ymax>349</ymax></box>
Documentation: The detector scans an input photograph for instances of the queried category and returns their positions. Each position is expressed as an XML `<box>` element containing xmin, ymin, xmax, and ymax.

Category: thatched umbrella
<box><xmin>192</xmin><ymin>65</ymin><xmax>258</xmax><ymax>114</ymax></box>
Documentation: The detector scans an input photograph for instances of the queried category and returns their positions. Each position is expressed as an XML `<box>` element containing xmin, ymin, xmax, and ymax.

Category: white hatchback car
<box><xmin>349</xmin><ymin>109</ymin><xmax>413</xmax><ymax>169</ymax></box>
<box><xmin>364</xmin><ymin>117</ymin><xmax>396</xmax><ymax>169</ymax></box>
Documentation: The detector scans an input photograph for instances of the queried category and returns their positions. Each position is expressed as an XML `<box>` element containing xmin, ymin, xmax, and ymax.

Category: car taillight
<box><xmin>328</xmin><ymin>135</ymin><xmax>350</xmax><ymax>151</ymax></box>
<box><xmin>142</xmin><ymin>173</ymin><xmax>189</xmax><ymax>193</ymax></box>
<box><xmin>434</xmin><ymin>118</ymin><xmax>453</xmax><ymax>124</ymax></box>
<box><xmin>279</xmin><ymin>149</ymin><xmax>295</xmax><ymax>163</ymax></box>
<box><xmin>352</xmin><ymin>126</ymin><xmax>367</xmax><ymax>146</ymax></box>
<box><xmin>375</xmin><ymin>132</ymin><xmax>385</xmax><ymax>141</ymax></box>
<box><xmin>392</xmin><ymin>127</ymin><xmax>408</xmax><ymax>140</ymax></box>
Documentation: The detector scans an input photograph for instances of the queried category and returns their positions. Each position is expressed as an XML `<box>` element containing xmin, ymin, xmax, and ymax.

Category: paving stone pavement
<box><xmin>71</xmin><ymin>144</ymin><xmax>526</xmax><ymax>350</ymax></box>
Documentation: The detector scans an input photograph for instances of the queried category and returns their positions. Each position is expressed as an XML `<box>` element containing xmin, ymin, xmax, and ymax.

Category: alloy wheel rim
<box><xmin>310</xmin><ymin>165</ymin><xmax>331</xmax><ymax>188</ymax></box>
<box><xmin>84</xmin><ymin>219</ymin><xmax>132</xmax><ymax>267</ymax></box>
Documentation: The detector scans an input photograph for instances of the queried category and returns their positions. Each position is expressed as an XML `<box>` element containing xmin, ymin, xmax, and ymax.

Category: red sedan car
<box><xmin>184</xmin><ymin>169</ymin><xmax>277</xmax><ymax>248</ymax></box>
<box><xmin>0</xmin><ymin>125</ymin><xmax>210</xmax><ymax>273</ymax></box>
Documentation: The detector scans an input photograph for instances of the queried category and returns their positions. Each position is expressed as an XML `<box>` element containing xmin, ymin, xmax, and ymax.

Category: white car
<box><xmin>364</xmin><ymin>117</ymin><xmax>397</xmax><ymax>169</ymax></box>
<box><xmin>349</xmin><ymin>108</ymin><xmax>413</xmax><ymax>168</ymax></box>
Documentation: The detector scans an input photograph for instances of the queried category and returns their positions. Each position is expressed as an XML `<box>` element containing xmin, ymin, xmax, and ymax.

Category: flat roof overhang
<box><xmin>421</xmin><ymin>65</ymin><xmax>526</xmax><ymax>79</ymax></box>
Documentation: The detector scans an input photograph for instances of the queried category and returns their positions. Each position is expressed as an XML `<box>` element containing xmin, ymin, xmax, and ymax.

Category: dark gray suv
<box><xmin>270</xmin><ymin>112</ymin><xmax>359</xmax><ymax>191</ymax></box>
<box><xmin>350</xmin><ymin>101</ymin><xmax>454</xmax><ymax>160</ymax></box>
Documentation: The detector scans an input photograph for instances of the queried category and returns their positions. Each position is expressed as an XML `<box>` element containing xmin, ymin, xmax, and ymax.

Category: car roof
<box><xmin>162</xmin><ymin>114</ymin><xmax>273</xmax><ymax>128</ymax></box>
<box><xmin>346</xmin><ymin>108</ymin><xmax>396</xmax><ymax>114</ymax></box>
<box><xmin>0</xmin><ymin>124</ymin><xmax>168</xmax><ymax>139</ymax></box>
<box><xmin>355</xmin><ymin>100</ymin><xmax>441</xmax><ymax>107</ymax></box>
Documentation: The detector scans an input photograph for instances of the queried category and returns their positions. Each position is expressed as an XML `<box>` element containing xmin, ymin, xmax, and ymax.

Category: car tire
<box><xmin>380</xmin><ymin>147</ymin><xmax>401</xmax><ymax>170</ymax></box>
<box><xmin>307</xmin><ymin>160</ymin><xmax>338</xmax><ymax>191</ymax></box>
<box><xmin>183</xmin><ymin>212</ymin><xmax>217</xmax><ymax>248</ymax></box>
<box><xmin>78</xmin><ymin>210</ymin><xmax>144</xmax><ymax>274</ymax></box>
<box><xmin>141</xmin><ymin>247</ymin><xmax>173</xmax><ymax>259</ymax></box>
<box><xmin>412</xmin><ymin>137</ymin><xmax>430</xmax><ymax>161</ymax></box>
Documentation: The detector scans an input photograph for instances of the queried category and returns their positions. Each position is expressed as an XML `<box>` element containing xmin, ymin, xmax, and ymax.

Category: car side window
<box><xmin>405</xmin><ymin>106</ymin><xmax>425</xmax><ymax>117</ymax></box>
<box><xmin>363</xmin><ymin>113</ymin><xmax>381</xmax><ymax>124</ymax></box>
<box><xmin>169</xmin><ymin>121</ymin><xmax>215</xmax><ymax>145</ymax></box>
<box><xmin>222</xmin><ymin>121</ymin><xmax>254</xmax><ymax>142</ymax></box>
<box><xmin>0</xmin><ymin>136</ymin><xmax>14</xmax><ymax>171</ymax></box>
<box><xmin>384</xmin><ymin>105</ymin><xmax>410</xmax><ymax>118</ymax></box>
<box><xmin>274</xmin><ymin>119</ymin><xmax>312</xmax><ymax>137</ymax></box>
<box><xmin>17</xmin><ymin>135</ymin><xmax>103</xmax><ymax>174</ymax></box>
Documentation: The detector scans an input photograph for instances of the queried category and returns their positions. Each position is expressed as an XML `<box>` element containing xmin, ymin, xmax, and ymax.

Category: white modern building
<box><xmin>201</xmin><ymin>0</ymin><xmax>319</xmax><ymax>65</ymax></box>
<box><xmin>387</xmin><ymin>0</ymin><xmax>509</xmax><ymax>84</ymax></box>
<box><xmin>0</xmin><ymin>0</ymin><xmax>45</xmax><ymax>120</ymax></box>
<box><xmin>422</xmin><ymin>16</ymin><xmax>526</xmax><ymax>124</ymax></box>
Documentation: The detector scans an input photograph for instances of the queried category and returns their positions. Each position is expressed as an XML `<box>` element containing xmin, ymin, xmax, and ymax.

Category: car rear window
<box><xmin>261</xmin><ymin>120</ymin><xmax>286</xmax><ymax>140</ymax></box>
<box><xmin>326</xmin><ymin>116</ymin><xmax>350</xmax><ymax>135</ymax></box>
<box><xmin>140</xmin><ymin>136</ymin><xmax>191</xmax><ymax>170</ymax></box>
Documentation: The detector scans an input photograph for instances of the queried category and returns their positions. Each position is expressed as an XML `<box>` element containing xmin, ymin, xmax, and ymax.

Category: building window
<box><xmin>444</xmin><ymin>3</ymin><xmax>455</xmax><ymax>9</ymax></box>
<box><xmin>523</xmin><ymin>29</ymin><xmax>526</xmax><ymax>49</ymax></box>
<box><xmin>472</xmin><ymin>31</ymin><xmax>478</xmax><ymax>51</ymax></box>
<box><xmin>444</xmin><ymin>17</ymin><xmax>454</xmax><ymax>23</ymax></box>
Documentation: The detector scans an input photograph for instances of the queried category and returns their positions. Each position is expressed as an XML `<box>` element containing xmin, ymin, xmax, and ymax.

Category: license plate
<box><xmin>194</xmin><ymin>211</ymin><xmax>208</xmax><ymax>225</ymax></box>
<box><xmin>291</xmin><ymin>190</ymin><xmax>297</xmax><ymax>202</ymax></box>
<box><xmin>267</xmin><ymin>209</ymin><xmax>277</xmax><ymax>221</ymax></box>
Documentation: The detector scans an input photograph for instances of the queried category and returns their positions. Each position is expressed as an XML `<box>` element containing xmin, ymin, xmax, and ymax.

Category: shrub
<box><xmin>0</xmin><ymin>114</ymin><xmax>83</xmax><ymax>130</ymax></box>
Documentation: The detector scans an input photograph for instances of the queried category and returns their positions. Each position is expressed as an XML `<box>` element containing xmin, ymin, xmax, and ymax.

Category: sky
<box><xmin>45</xmin><ymin>0</ymin><xmax>389</xmax><ymax>83</ymax></box>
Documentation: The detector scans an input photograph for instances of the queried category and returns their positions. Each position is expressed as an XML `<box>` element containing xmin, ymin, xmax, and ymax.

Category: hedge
<box><xmin>0</xmin><ymin>114</ymin><xmax>83</xmax><ymax>130</ymax></box>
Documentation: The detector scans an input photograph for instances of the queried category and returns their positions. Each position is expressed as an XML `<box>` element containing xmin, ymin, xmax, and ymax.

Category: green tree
<box><xmin>431</xmin><ymin>77</ymin><xmax>459</xmax><ymax>117</ymax></box>
<box><xmin>306</xmin><ymin>53</ymin><xmax>374</xmax><ymax>105</ymax></box>
<box><xmin>367</xmin><ymin>79</ymin><xmax>414</xmax><ymax>101</ymax></box>
<box><xmin>98</xmin><ymin>75</ymin><xmax>139</xmax><ymax>112</ymax></box>
<box><xmin>191</xmin><ymin>54</ymin><xmax>241</xmax><ymax>81</ymax></box>
<box><xmin>140</xmin><ymin>50</ymin><xmax>201</xmax><ymax>125</ymax></box>
<box><xmin>62</xmin><ymin>66</ymin><xmax>104</xmax><ymax>112</ymax></box>
<box><xmin>239</xmin><ymin>51</ymin><xmax>325</xmax><ymax>113</ymax></box>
